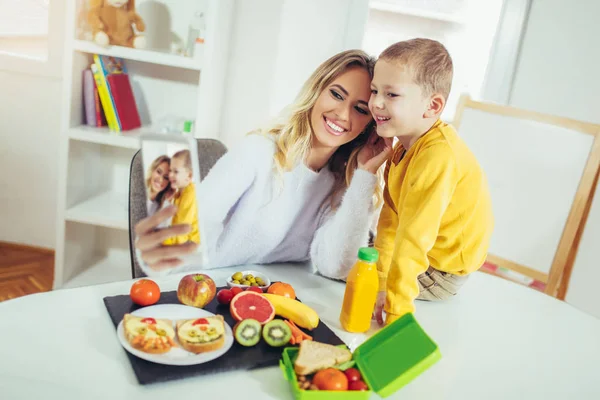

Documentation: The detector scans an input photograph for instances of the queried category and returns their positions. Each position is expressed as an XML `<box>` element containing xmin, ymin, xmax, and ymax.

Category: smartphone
<box><xmin>139</xmin><ymin>133</ymin><xmax>208</xmax><ymax>268</ymax></box>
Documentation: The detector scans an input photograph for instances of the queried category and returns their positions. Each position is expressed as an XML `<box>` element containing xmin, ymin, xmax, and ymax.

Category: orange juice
<box><xmin>340</xmin><ymin>247</ymin><xmax>379</xmax><ymax>333</ymax></box>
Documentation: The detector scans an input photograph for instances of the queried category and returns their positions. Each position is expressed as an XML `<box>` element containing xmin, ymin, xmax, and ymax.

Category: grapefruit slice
<box><xmin>230</xmin><ymin>291</ymin><xmax>275</xmax><ymax>324</ymax></box>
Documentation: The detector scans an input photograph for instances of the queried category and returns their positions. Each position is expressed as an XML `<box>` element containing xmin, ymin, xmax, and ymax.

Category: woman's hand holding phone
<box><xmin>134</xmin><ymin>205</ymin><xmax>200</xmax><ymax>271</ymax></box>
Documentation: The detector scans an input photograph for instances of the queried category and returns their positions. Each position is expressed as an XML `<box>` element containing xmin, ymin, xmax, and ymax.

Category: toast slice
<box><xmin>123</xmin><ymin>314</ymin><xmax>176</xmax><ymax>354</ymax></box>
<box><xmin>176</xmin><ymin>315</ymin><xmax>226</xmax><ymax>354</ymax></box>
<box><xmin>294</xmin><ymin>340</ymin><xmax>352</xmax><ymax>375</ymax></box>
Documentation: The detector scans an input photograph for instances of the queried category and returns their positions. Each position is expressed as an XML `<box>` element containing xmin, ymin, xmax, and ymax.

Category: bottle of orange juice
<box><xmin>340</xmin><ymin>247</ymin><xmax>379</xmax><ymax>333</ymax></box>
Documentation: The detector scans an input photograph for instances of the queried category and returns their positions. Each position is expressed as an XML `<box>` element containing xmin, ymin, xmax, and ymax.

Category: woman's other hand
<box><xmin>357</xmin><ymin>133</ymin><xmax>393</xmax><ymax>174</ymax></box>
<box><xmin>134</xmin><ymin>205</ymin><xmax>199</xmax><ymax>271</ymax></box>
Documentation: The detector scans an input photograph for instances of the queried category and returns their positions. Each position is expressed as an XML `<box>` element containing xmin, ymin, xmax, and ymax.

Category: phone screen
<box><xmin>141</xmin><ymin>134</ymin><xmax>207</xmax><ymax>268</ymax></box>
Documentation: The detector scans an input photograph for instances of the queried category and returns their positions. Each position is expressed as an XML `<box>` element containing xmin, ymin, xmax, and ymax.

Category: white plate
<box><xmin>117</xmin><ymin>304</ymin><xmax>234</xmax><ymax>366</ymax></box>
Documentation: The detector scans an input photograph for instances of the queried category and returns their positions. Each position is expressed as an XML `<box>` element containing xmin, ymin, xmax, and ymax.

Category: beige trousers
<box><xmin>416</xmin><ymin>266</ymin><xmax>469</xmax><ymax>301</ymax></box>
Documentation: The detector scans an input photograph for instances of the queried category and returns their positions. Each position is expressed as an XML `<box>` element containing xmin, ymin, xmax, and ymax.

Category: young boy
<box><xmin>163</xmin><ymin>149</ymin><xmax>200</xmax><ymax>245</ymax></box>
<box><xmin>369</xmin><ymin>38</ymin><xmax>494</xmax><ymax>326</ymax></box>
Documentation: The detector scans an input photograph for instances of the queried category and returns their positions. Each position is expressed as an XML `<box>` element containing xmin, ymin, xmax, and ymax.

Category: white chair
<box><xmin>453</xmin><ymin>94</ymin><xmax>600</xmax><ymax>297</ymax></box>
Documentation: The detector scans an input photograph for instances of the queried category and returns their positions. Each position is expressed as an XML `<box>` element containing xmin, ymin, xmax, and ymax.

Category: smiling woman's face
<box><xmin>151</xmin><ymin>161</ymin><xmax>170</xmax><ymax>194</ymax></box>
<box><xmin>310</xmin><ymin>66</ymin><xmax>373</xmax><ymax>151</ymax></box>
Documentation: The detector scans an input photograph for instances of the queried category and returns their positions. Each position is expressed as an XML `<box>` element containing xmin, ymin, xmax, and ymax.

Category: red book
<box><xmin>106</xmin><ymin>73</ymin><xmax>141</xmax><ymax>131</ymax></box>
<box><xmin>95</xmin><ymin>56</ymin><xmax>142</xmax><ymax>132</ymax></box>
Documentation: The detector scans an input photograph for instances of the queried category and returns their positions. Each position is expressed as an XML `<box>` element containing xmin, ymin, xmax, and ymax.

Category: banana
<box><xmin>262</xmin><ymin>293</ymin><xmax>319</xmax><ymax>330</ymax></box>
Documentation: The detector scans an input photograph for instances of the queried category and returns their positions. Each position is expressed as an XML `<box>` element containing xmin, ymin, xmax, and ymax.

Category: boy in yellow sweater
<box><xmin>370</xmin><ymin>38</ymin><xmax>494</xmax><ymax>326</ymax></box>
<box><xmin>162</xmin><ymin>149</ymin><xmax>200</xmax><ymax>245</ymax></box>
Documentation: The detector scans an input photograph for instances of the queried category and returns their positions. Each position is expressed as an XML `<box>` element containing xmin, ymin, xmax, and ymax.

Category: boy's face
<box><xmin>169</xmin><ymin>157</ymin><xmax>192</xmax><ymax>190</ymax></box>
<box><xmin>369</xmin><ymin>59</ymin><xmax>430</xmax><ymax>139</ymax></box>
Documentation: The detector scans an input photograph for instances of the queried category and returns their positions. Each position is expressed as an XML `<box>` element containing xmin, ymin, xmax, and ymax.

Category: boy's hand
<box><xmin>358</xmin><ymin>133</ymin><xmax>393</xmax><ymax>174</ymax></box>
<box><xmin>372</xmin><ymin>291</ymin><xmax>386</xmax><ymax>326</ymax></box>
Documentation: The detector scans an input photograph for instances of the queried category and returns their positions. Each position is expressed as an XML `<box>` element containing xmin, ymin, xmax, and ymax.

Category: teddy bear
<box><xmin>87</xmin><ymin>0</ymin><xmax>146</xmax><ymax>48</ymax></box>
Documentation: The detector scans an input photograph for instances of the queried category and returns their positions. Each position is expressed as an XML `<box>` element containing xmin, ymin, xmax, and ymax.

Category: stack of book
<box><xmin>82</xmin><ymin>55</ymin><xmax>142</xmax><ymax>133</ymax></box>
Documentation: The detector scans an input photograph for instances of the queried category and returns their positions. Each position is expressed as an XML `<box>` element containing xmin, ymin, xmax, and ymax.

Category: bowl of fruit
<box><xmin>226</xmin><ymin>270</ymin><xmax>271</xmax><ymax>292</ymax></box>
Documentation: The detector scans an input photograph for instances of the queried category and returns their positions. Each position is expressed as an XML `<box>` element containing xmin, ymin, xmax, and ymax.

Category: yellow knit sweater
<box><xmin>374</xmin><ymin>120</ymin><xmax>493</xmax><ymax>324</ymax></box>
<box><xmin>163</xmin><ymin>183</ymin><xmax>200</xmax><ymax>245</ymax></box>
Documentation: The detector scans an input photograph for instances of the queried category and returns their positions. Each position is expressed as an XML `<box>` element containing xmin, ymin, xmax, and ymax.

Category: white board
<box><xmin>457</xmin><ymin>108</ymin><xmax>594</xmax><ymax>274</ymax></box>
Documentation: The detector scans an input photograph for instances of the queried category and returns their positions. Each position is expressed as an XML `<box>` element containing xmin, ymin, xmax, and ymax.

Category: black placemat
<box><xmin>103</xmin><ymin>288</ymin><xmax>344</xmax><ymax>385</ymax></box>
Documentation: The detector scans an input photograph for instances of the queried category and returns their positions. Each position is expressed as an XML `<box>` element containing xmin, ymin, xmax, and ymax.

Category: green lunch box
<box><xmin>279</xmin><ymin>313</ymin><xmax>441</xmax><ymax>399</ymax></box>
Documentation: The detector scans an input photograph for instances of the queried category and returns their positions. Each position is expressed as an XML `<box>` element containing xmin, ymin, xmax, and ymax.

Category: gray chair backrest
<box><xmin>128</xmin><ymin>138</ymin><xmax>228</xmax><ymax>278</ymax></box>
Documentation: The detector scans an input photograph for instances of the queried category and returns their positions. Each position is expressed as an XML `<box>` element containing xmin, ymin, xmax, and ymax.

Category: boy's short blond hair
<box><xmin>172</xmin><ymin>149</ymin><xmax>192</xmax><ymax>172</ymax></box>
<box><xmin>380</xmin><ymin>38</ymin><xmax>453</xmax><ymax>100</ymax></box>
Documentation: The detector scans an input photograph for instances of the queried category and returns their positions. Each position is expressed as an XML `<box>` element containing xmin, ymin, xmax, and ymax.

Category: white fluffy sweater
<box><xmin>139</xmin><ymin>134</ymin><xmax>377</xmax><ymax>280</ymax></box>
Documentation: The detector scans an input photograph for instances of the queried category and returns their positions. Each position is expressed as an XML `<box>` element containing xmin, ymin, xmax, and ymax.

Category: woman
<box><xmin>145</xmin><ymin>155</ymin><xmax>172</xmax><ymax>216</ymax></box>
<box><xmin>135</xmin><ymin>49</ymin><xmax>392</xmax><ymax>279</ymax></box>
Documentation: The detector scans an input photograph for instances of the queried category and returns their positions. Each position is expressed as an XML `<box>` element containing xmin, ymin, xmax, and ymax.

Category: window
<box><xmin>362</xmin><ymin>0</ymin><xmax>505</xmax><ymax>121</ymax></box>
<box><xmin>0</xmin><ymin>0</ymin><xmax>63</xmax><ymax>78</ymax></box>
<box><xmin>0</xmin><ymin>0</ymin><xmax>50</xmax><ymax>60</ymax></box>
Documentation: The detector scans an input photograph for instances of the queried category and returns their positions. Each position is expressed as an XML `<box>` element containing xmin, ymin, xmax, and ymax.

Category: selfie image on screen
<box><xmin>141</xmin><ymin>138</ymin><xmax>201</xmax><ymax>248</ymax></box>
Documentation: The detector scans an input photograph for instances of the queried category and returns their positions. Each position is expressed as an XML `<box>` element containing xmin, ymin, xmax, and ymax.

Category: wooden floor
<box><xmin>0</xmin><ymin>242</ymin><xmax>54</xmax><ymax>302</ymax></box>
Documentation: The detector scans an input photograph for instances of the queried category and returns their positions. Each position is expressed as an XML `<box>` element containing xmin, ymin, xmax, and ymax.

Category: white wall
<box><xmin>217</xmin><ymin>0</ymin><xmax>285</xmax><ymax>147</ymax></box>
<box><xmin>509</xmin><ymin>0</ymin><xmax>600</xmax><ymax>124</ymax></box>
<box><xmin>0</xmin><ymin>0</ymin><xmax>64</xmax><ymax>249</ymax></box>
<box><xmin>267</xmin><ymin>0</ymin><xmax>366</xmax><ymax>116</ymax></box>
<box><xmin>507</xmin><ymin>0</ymin><xmax>600</xmax><ymax>316</ymax></box>
<box><xmin>219</xmin><ymin>0</ymin><xmax>369</xmax><ymax>147</ymax></box>
<box><xmin>568</xmin><ymin>178</ymin><xmax>600</xmax><ymax>319</ymax></box>
<box><xmin>361</xmin><ymin>0</ymin><xmax>503</xmax><ymax>121</ymax></box>
<box><xmin>0</xmin><ymin>71</ymin><xmax>62</xmax><ymax>249</ymax></box>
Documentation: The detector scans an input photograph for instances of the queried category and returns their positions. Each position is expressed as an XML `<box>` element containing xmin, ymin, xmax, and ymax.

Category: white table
<box><xmin>1</xmin><ymin>263</ymin><xmax>599</xmax><ymax>400</ymax></box>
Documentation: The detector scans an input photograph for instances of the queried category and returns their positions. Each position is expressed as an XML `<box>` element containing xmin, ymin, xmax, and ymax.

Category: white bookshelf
<box><xmin>67</xmin><ymin>126</ymin><xmax>142</xmax><ymax>149</ymax></box>
<box><xmin>54</xmin><ymin>0</ymin><xmax>234</xmax><ymax>289</ymax></box>
<box><xmin>60</xmin><ymin>250</ymin><xmax>132</xmax><ymax>289</ymax></box>
<box><xmin>64</xmin><ymin>190</ymin><xmax>129</xmax><ymax>230</ymax></box>
<box><xmin>73</xmin><ymin>39</ymin><xmax>203</xmax><ymax>71</ymax></box>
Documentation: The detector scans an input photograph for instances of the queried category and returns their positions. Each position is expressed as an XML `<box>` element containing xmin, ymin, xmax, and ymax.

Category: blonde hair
<box><xmin>172</xmin><ymin>149</ymin><xmax>192</xmax><ymax>171</ymax></box>
<box><xmin>380</xmin><ymin>38</ymin><xmax>453</xmax><ymax>100</ymax></box>
<box><xmin>254</xmin><ymin>49</ymin><xmax>381</xmax><ymax>209</ymax></box>
<box><xmin>145</xmin><ymin>155</ymin><xmax>171</xmax><ymax>206</ymax></box>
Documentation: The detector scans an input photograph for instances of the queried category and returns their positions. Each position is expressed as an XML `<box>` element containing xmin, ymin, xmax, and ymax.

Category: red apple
<box><xmin>177</xmin><ymin>273</ymin><xmax>216</xmax><ymax>308</ymax></box>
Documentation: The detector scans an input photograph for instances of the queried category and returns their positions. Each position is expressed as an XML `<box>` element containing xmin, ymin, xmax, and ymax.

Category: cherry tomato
<box><xmin>130</xmin><ymin>279</ymin><xmax>160</xmax><ymax>306</ymax></box>
<box><xmin>230</xmin><ymin>287</ymin><xmax>244</xmax><ymax>297</ymax></box>
<box><xmin>217</xmin><ymin>289</ymin><xmax>234</xmax><ymax>304</ymax></box>
<box><xmin>344</xmin><ymin>368</ymin><xmax>362</xmax><ymax>382</ymax></box>
<box><xmin>192</xmin><ymin>318</ymin><xmax>209</xmax><ymax>325</ymax></box>
<box><xmin>141</xmin><ymin>318</ymin><xmax>156</xmax><ymax>324</ymax></box>
<box><xmin>246</xmin><ymin>286</ymin><xmax>263</xmax><ymax>294</ymax></box>
<box><xmin>349</xmin><ymin>380</ymin><xmax>369</xmax><ymax>391</ymax></box>
<box><xmin>312</xmin><ymin>368</ymin><xmax>348</xmax><ymax>391</ymax></box>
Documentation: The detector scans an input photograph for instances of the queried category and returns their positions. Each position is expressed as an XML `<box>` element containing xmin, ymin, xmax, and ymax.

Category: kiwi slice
<box><xmin>233</xmin><ymin>319</ymin><xmax>262</xmax><ymax>347</ymax></box>
<box><xmin>262</xmin><ymin>319</ymin><xmax>292</xmax><ymax>347</ymax></box>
